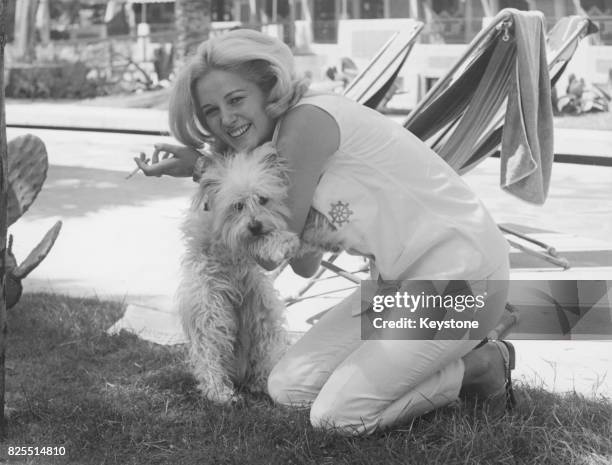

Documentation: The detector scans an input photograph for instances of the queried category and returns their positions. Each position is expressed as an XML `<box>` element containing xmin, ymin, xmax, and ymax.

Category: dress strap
<box><xmin>271</xmin><ymin>117</ymin><xmax>284</xmax><ymax>145</ymax></box>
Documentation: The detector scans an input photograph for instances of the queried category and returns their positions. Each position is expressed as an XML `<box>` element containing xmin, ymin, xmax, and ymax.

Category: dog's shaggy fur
<box><xmin>178</xmin><ymin>142</ymin><xmax>345</xmax><ymax>404</ymax></box>
<box><xmin>177</xmin><ymin>143</ymin><xmax>296</xmax><ymax>403</ymax></box>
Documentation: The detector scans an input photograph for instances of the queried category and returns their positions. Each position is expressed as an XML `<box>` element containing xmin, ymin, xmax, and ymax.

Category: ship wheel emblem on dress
<box><xmin>328</xmin><ymin>201</ymin><xmax>353</xmax><ymax>227</ymax></box>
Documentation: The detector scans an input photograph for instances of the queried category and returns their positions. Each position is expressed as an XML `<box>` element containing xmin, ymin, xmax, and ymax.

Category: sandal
<box><xmin>462</xmin><ymin>339</ymin><xmax>517</xmax><ymax>416</ymax></box>
<box><xmin>491</xmin><ymin>340</ymin><xmax>517</xmax><ymax>411</ymax></box>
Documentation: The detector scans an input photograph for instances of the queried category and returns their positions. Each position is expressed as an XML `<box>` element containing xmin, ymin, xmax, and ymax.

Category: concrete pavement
<box><xmin>8</xmin><ymin>101</ymin><xmax>612</xmax><ymax>157</ymax></box>
<box><xmin>5</xmin><ymin>102</ymin><xmax>612</xmax><ymax>400</ymax></box>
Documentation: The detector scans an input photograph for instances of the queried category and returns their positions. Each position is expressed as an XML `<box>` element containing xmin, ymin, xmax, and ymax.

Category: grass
<box><xmin>1</xmin><ymin>293</ymin><xmax>611</xmax><ymax>465</ymax></box>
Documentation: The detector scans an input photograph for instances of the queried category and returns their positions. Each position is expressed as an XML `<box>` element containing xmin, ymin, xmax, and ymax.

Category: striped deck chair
<box><xmin>403</xmin><ymin>11</ymin><xmax>595</xmax><ymax>267</ymax></box>
<box><xmin>284</xmin><ymin>11</ymin><xmax>597</xmax><ymax>340</ymax></box>
<box><xmin>404</xmin><ymin>11</ymin><xmax>596</xmax><ymax>174</ymax></box>
<box><xmin>342</xmin><ymin>20</ymin><xmax>424</xmax><ymax>109</ymax></box>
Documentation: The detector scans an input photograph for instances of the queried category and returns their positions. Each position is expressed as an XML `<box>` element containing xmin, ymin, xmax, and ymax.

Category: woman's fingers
<box><xmin>128</xmin><ymin>155</ymin><xmax>148</xmax><ymax>179</ymax></box>
<box><xmin>129</xmin><ymin>143</ymin><xmax>198</xmax><ymax>179</ymax></box>
<box><xmin>151</xmin><ymin>146</ymin><xmax>161</xmax><ymax>164</ymax></box>
<box><xmin>152</xmin><ymin>143</ymin><xmax>183</xmax><ymax>163</ymax></box>
<box><xmin>141</xmin><ymin>161</ymin><xmax>166</xmax><ymax>177</ymax></box>
<box><xmin>133</xmin><ymin>153</ymin><xmax>149</xmax><ymax>169</ymax></box>
<box><xmin>131</xmin><ymin>153</ymin><xmax>168</xmax><ymax>177</ymax></box>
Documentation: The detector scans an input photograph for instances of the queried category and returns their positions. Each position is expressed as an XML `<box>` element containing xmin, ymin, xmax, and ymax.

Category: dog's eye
<box><xmin>233</xmin><ymin>202</ymin><xmax>244</xmax><ymax>212</ymax></box>
<box><xmin>258</xmin><ymin>196</ymin><xmax>269</xmax><ymax>205</ymax></box>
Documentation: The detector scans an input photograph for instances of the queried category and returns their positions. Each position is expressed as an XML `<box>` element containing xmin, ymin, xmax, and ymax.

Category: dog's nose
<box><xmin>248</xmin><ymin>220</ymin><xmax>263</xmax><ymax>236</ymax></box>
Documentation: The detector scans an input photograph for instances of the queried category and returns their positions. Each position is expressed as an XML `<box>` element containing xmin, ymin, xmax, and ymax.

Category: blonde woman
<box><xmin>135</xmin><ymin>29</ymin><xmax>516</xmax><ymax>436</ymax></box>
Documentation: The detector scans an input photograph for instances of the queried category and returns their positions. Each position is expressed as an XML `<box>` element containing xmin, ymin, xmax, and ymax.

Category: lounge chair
<box><xmin>403</xmin><ymin>11</ymin><xmax>597</xmax><ymax>174</ymax></box>
<box><xmin>342</xmin><ymin>20</ymin><xmax>424</xmax><ymax>109</ymax></box>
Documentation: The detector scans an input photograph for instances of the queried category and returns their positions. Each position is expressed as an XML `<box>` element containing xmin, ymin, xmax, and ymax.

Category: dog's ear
<box><xmin>192</xmin><ymin>174</ymin><xmax>221</xmax><ymax>211</ymax></box>
<box><xmin>254</xmin><ymin>142</ymin><xmax>288</xmax><ymax>174</ymax></box>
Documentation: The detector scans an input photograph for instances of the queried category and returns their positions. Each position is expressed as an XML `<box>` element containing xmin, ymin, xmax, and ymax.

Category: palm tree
<box><xmin>174</xmin><ymin>0</ymin><xmax>211</xmax><ymax>71</ymax></box>
<box><xmin>13</xmin><ymin>0</ymin><xmax>39</xmax><ymax>62</ymax></box>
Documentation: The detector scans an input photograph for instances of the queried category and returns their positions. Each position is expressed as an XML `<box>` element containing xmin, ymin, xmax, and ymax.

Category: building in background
<box><xmin>25</xmin><ymin>0</ymin><xmax>612</xmax><ymax>109</ymax></box>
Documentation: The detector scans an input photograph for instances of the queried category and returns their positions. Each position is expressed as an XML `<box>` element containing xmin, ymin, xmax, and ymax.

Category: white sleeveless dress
<box><xmin>293</xmin><ymin>93</ymin><xmax>508</xmax><ymax>283</ymax></box>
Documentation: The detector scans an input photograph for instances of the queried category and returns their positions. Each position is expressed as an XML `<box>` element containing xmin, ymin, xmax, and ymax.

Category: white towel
<box><xmin>500</xmin><ymin>9</ymin><xmax>554</xmax><ymax>205</ymax></box>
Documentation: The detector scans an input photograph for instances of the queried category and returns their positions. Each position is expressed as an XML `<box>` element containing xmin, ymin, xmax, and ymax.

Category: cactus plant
<box><xmin>3</xmin><ymin>240</ymin><xmax>22</xmax><ymax>310</ymax></box>
<box><xmin>7</xmin><ymin>134</ymin><xmax>48</xmax><ymax>226</ymax></box>
<box><xmin>0</xmin><ymin>134</ymin><xmax>62</xmax><ymax>309</ymax></box>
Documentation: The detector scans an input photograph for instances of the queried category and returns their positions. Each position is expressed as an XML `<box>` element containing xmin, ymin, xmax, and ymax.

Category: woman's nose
<box><xmin>220</xmin><ymin>107</ymin><xmax>237</xmax><ymax>126</ymax></box>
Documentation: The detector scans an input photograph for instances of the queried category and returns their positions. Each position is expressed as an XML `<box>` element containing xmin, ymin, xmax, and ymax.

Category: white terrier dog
<box><xmin>178</xmin><ymin>143</ymin><xmax>298</xmax><ymax>404</ymax></box>
<box><xmin>178</xmin><ymin>142</ymin><xmax>345</xmax><ymax>404</ymax></box>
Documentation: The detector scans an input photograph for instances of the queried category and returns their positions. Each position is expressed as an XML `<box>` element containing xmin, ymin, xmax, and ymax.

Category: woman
<box><xmin>134</xmin><ymin>29</ymin><xmax>515</xmax><ymax>436</ymax></box>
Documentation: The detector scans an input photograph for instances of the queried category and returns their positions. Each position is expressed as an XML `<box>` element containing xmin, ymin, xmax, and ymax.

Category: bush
<box><xmin>6</xmin><ymin>61</ymin><xmax>108</xmax><ymax>99</ymax></box>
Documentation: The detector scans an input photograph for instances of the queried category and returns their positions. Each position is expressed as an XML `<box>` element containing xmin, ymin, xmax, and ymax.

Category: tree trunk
<box><xmin>13</xmin><ymin>0</ymin><xmax>38</xmax><ymax>62</ymax></box>
<box><xmin>0</xmin><ymin>0</ymin><xmax>10</xmax><ymax>438</ymax></box>
<box><xmin>37</xmin><ymin>0</ymin><xmax>50</xmax><ymax>45</ymax></box>
<box><xmin>174</xmin><ymin>0</ymin><xmax>211</xmax><ymax>72</ymax></box>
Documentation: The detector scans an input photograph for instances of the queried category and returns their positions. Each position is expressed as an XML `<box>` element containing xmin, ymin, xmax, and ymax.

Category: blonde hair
<box><xmin>169</xmin><ymin>29</ymin><xmax>310</xmax><ymax>152</ymax></box>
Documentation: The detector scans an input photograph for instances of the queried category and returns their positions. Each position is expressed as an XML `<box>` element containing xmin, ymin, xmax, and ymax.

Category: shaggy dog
<box><xmin>177</xmin><ymin>142</ymin><xmax>344</xmax><ymax>404</ymax></box>
<box><xmin>177</xmin><ymin>143</ymin><xmax>285</xmax><ymax>403</ymax></box>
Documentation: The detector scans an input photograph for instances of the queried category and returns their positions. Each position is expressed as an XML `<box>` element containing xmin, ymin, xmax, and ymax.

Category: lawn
<box><xmin>0</xmin><ymin>293</ymin><xmax>611</xmax><ymax>465</ymax></box>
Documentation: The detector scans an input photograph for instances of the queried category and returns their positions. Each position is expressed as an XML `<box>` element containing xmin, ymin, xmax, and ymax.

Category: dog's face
<box><xmin>197</xmin><ymin>143</ymin><xmax>291</xmax><ymax>253</ymax></box>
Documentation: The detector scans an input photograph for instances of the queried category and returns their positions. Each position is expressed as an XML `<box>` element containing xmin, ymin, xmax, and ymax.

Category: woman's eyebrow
<box><xmin>200</xmin><ymin>89</ymin><xmax>244</xmax><ymax>110</ymax></box>
<box><xmin>224</xmin><ymin>89</ymin><xmax>244</xmax><ymax>98</ymax></box>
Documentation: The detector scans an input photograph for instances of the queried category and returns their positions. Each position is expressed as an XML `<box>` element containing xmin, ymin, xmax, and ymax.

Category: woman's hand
<box><xmin>290</xmin><ymin>250</ymin><xmax>323</xmax><ymax>278</ymax></box>
<box><xmin>254</xmin><ymin>255</ymin><xmax>283</xmax><ymax>271</ymax></box>
<box><xmin>133</xmin><ymin>143</ymin><xmax>204</xmax><ymax>178</ymax></box>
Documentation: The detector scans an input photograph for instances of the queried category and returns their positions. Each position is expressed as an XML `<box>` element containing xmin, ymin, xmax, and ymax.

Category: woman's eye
<box><xmin>204</xmin><ymin>107</ymin><xmax>218</xmax><ymax>117</ymax></box>
<box><xmin>233</xmin><ymin>202</ymin><xmax>244</xmax><ymax>211</ymax></box>
<box><xmin>230</xmin><ymin>96</ymin><xmax>243</xmax><ymax>105</ymax></box>
<box><xmin>258</xmin><ymin>196</ymin><xmax>269</xmax><ymax>205</ymax></box>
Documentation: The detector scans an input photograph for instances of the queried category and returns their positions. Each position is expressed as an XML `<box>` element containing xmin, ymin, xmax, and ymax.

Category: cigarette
<box><xmin>125</xmin><ymin>158</ymin><xmax>150</xmax><ymax>179</ymax></box>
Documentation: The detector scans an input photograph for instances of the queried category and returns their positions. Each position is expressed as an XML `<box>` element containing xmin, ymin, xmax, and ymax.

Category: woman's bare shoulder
<box><xmin>276</xmin><ymin>103</ymin><xmax>339</xmax><ymax>156</ymax></box>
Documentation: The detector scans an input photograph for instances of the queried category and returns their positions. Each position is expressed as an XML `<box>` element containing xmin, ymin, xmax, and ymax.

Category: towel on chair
<box><xmin>500</xmin><ymin>10</ymin><xmax>554</xmax><ymax>205</ymax></box>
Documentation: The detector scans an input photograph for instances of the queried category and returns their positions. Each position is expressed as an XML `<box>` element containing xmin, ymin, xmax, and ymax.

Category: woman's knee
<box><xmin>267</xmin><ymin>361</ymin><xmax>318</xmax><ymax>407</ymax></box>
<box><xmin>309</xmin><ymin>396</ymin><xmax>379</xmax><ymax>436</ymax></box>
<box><xmin>266</xmin><ymin>365</ymin><xmax>294</xmax><ymax>405</ymax></box>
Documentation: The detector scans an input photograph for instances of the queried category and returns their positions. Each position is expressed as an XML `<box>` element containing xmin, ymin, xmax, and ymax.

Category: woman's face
<box><xmin>195</xmin><ymin>69</ymin><xmax>275</xmax><ymax>152</ymax></box>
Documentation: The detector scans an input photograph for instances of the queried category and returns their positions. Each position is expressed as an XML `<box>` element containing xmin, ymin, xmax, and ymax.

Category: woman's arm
<box><xmin>276</xmin><ymin>104</ymin><xmax>340</xmax><ymax>277</ymax></box>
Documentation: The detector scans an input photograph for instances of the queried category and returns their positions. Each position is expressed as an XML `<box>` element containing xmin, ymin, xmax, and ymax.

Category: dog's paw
<box><xmin>276</xmin><ymin>232</ymin><xmax>301</xmax><ymax>260</ymax></box>
<box><xmin>250</xmin><ymin>231</ymin><xmax>300</xmax><ymax>263</ymax></box>
<box><xmin>245</xmin><ymin>377</ymin><xmax>269</xmax><ymax>396</ymax></box>
<box><xmin>202</xmin><ymin>384</ymin><xmax>236</xmax><ymax>405</ymax></box>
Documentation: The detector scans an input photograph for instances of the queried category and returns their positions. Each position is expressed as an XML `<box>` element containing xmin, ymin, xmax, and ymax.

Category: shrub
<box><xmin>6</xmin><ymin>61</ymin><xmax>109</xmax><ymax>99</ymax></box>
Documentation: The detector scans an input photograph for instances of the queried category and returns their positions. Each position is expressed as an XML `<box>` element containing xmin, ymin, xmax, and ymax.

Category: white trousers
<box><xmin>268</xmin><ymin>260</ymin><xmax>510</xmax><ymax>435</ymax></box>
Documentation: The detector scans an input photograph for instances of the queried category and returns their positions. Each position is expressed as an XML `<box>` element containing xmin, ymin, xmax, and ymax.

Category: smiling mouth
<box><xmin>227</xmin><ymin>124</ymin><xmax>250</xmax><ymax>138</ymax></box>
